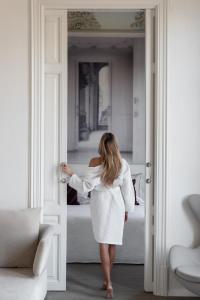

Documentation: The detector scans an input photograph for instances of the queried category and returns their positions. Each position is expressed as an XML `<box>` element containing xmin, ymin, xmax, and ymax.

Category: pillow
<box><xmin>67</xmin><ymin>184</ymin><xmax>80</xmax><ymax>205</ymax></box>
<box><xmin>0</xmin><ymin>208</ymin><xmax>41</xmax><ymax>268</ymax></box>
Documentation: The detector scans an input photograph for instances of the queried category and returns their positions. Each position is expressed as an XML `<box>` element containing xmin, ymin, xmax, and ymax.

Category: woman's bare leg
<box><xmin>99</xmin><ymin>243</ymin><xmax>112</xmax><ymax>288</ymax></box>
<box><xmin>108</xmin><ymin>245</ymin><xmax>116</xmax><ymax>272</ymax></box>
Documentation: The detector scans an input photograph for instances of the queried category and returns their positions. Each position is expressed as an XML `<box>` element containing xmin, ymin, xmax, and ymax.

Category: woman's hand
<box><xmin>61</xmin><ymin>163</ymin><xmax>74</xmax><ymax>177</ymax></box>
<box><xmin>125</xmin><ymin>212</ymin><xmax>128</xmax><ymax>222</ymax></box>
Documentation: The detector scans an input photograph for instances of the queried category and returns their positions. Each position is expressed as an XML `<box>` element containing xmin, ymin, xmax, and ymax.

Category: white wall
<box><xmin>0</xmin><ymin>0</ymin><xmax>29</xmax><ymax>209</ymax></box>
<box><xmin>132</xmin><ymin>38</ymin><xmax>145</xmax><ymax>163</ymax></box>
<box><xmin>167</xmin><ymin>0</ymin><xmax>200</xmax><ymax>295</ymax></box>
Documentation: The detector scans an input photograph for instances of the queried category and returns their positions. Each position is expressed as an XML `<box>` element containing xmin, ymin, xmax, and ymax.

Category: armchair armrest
<box><xmin>169</xmin><ymin>245</ymin><xmax>200</xmax><ymax>272</ymax></box>
<box><xmin>33</xmin><ymin>224</ymin><xmax>54</xmax><ymax>276</ymax></box>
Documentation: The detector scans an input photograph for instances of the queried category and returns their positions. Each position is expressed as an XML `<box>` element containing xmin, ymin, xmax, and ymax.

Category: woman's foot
<box><xmin>102</xmin><ymin>281</ymin><xmax>107</xmax><ymax>290</ymax></box>
<box><xmin>106</xmin><ymin>285</ymin><xmax>113</xmax><ymax>299</ymax></box>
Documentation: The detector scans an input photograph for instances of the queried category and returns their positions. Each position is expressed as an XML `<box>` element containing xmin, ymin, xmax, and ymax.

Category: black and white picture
<box><xmin>78</xmin><ymin>62</ymin><xmax>111</xmax><ymax>149</ymax></box>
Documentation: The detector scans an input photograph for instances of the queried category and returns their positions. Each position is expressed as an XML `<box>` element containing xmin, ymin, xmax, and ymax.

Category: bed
<box><xmin>67</xmin><ymin>204</ymin><xmax>144</xmax><ymax>264</ymax></box>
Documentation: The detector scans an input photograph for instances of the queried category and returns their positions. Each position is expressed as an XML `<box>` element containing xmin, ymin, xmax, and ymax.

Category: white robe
<box><xmin>68</xmin><ymin>158</ymin><xmax>135</xmax><ymax>245</ymax></box>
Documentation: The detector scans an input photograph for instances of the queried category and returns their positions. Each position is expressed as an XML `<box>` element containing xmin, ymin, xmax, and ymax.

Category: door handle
<box><xmin>59</xmin><ymin>162</ymin><xmax>67</xmax><ymax>184</ymax></box>
<box><xmin>146</xmin><ymin>161</ymin><xmax>152</xmax><ymax>184</ymax></box>
<box><xmin>146</xmin><ymin>178</ymin><xmax>151</xmax><ymax>184</ymax></box>
<box><xmin>60</xmin><ymin>178</ymin><xmax>67</xmax><ymax>184</ymax></box>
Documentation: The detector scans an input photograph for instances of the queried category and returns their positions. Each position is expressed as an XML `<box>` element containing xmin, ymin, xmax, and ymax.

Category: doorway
<box><xmin>66</xmin><ymin>10</ymin><xmax>150</xmax><ymax>293</ymax></box>
<box><xmin>31</xmin><ymin>0</ymin><xmax>168</xmax><ymax>296</ymax></box>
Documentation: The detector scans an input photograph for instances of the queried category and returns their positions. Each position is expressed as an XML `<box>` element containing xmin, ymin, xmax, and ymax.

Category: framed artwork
<box><xmin>77</xmin><ymin>62</ymin><xmax>111</xmax><ymax>149</ymax></box>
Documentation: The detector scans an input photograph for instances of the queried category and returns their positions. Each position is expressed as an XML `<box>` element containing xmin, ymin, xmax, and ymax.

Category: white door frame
<box><xmin>30</xmin><ymin>0</ymin><xmax>169</xmax><ymax>296</ymax></box>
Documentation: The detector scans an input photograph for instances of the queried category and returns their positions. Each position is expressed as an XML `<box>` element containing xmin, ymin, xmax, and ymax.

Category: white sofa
<box><xmin>0</xmin><ymin>209</ymin><xmax>54</xmax><ymax>300</ymax></box>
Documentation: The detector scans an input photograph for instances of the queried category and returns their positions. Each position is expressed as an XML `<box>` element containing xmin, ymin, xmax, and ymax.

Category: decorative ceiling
<box><xmin>68</xmin><ymin>11</ymin><xmax>145</xmax><ymax>33</ymax></box>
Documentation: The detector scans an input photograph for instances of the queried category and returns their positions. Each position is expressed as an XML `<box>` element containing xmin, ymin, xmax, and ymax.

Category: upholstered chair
<box><xmin>0</xmin><ymin>209</ymin><xmax>54</xmax><ymax>300</ymax></box>
<box><xmin>169</xmin><ymin>194</ymin><xmax>200</xmax><ymax>296</ymax></box>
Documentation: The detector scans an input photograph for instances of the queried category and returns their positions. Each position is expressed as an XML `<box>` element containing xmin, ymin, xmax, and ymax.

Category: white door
<box><xmin>144</xmin><ymin>8</ymin><xmax>155</xmax><ymax>292</ymax></box>
<box><xmin>42</xmin><ymin>9</ymin><xmax>67</xmax><ymax>291</ymax></box>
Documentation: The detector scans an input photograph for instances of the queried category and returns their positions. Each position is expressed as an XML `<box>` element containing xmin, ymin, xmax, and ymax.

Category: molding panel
<box><xmin>45</xmin><ymin>15</ymin><xmax>61</xmax><ymax>64</ymax></box>
<box><xmin>47</xmin><ymin>234</ymin><xmax>60</xmax><ymax>282</ymax></box>
<box><xmin>153</xmin><ymin>0</ymin><xmax>168</xmax><ymax>296</ymax></box>
<box><xmin>44</xmin><ymin>215</ymin><xmax>60</xmax><ymax>225</ymax></box>
<box><xmin>43</xmin><ymin>73</ymin><xmax>60</xmax><ymax>204</ymax></box>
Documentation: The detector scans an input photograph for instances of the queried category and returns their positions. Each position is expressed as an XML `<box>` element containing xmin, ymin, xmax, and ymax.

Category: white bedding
<box><xmin>67</xmin><ymin>204</ymin><xmax>144</xmax><ymax>264</ymax></box>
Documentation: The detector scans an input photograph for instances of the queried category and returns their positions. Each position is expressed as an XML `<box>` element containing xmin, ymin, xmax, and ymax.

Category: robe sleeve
<box><xmin>68</xmin><ymin>168</ymin><xmax>100</xmax><ymax>195</ymax></box>
<box><xmin>120</xmin><ymin>161</ymin><xmax>135</xmax><ymax>212</ymax></box>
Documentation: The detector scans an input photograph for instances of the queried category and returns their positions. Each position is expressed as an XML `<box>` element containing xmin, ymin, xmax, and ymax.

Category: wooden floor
<box><xmin>46</xmin><ymin>264</ymin><xmax>194</xmax><ymax>300</ymax></box>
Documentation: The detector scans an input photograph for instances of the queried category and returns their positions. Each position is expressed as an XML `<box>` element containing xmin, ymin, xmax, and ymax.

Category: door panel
<box><xmin>144</xmin><ymin>8</ymin><xmax>155</xmax><ymax>292</ymax></box>
<box><xmin>42</xmin><ymin>10</ymin><xmax>67</xmax><ymax>291</ymax></box>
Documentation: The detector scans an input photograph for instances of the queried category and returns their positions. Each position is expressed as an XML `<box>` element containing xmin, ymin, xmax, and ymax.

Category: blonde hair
<box><xmin>98</xmin><ymin>132</ymin><xmax>122</xmax><ymax>186</ymax></box>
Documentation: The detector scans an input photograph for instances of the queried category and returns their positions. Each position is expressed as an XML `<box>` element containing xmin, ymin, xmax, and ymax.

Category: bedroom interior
<box><xmin>66</xmin><ymin>9</ymin><xmax>147</xmax><ymax>284</ymax></box>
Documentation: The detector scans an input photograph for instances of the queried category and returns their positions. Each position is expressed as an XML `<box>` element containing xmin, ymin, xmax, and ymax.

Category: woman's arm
<box><xmin>62</xmin><ymin>164</ymin><xmax>74</xmax><ymax>177</ymax></box>
<box><xmin>61</xmin><ymin>162</ymin><xmax>99</xmax><ymax>194</ymax></box>
<box><xmin>120</xmin><ymin>161</ymin><xmax>135</xmax><ymax>213</ymax></box>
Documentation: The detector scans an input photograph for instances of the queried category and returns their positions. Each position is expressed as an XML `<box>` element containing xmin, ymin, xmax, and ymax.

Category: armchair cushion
<box><xmin>176</xmin><ymin>265</ymin><xmax>200</xmax><ymax>283</ymax></box>
<box><xmin>169</xmin><ymin>245</ymin><xmax>200</xmax><ymax>271</ymax></box>
<box><xmin>33</xmin><ymin>224</ymin><xmax>54</xmax><ymax>276</ymax></box>
<box><xmin>0</xmin><ymin>208</ymin><xmax>41</xmax><ymax>268</ymax></box>
<box><xmin>0</xmin><ymin>268</ymin><xmax>47</xmax><ymax>300</ymax></box>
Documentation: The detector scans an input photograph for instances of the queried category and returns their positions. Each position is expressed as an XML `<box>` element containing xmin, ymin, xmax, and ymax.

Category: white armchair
<box><xmin>169</xmin><ymin>195</ymin><xmax>200</xmax><ymax>296</ymax></box>
<box><xmin>0</xmin><ymin>209</ymin><xmax>54</xmax><ymax>300</ymax></box>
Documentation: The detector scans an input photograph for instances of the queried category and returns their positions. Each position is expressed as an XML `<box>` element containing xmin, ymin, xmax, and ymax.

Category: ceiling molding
<box><xmin>68</xmin><ymin>10</ymin><xmax>145</xmax><ymax>33</ymax></box>
<box><xmin>68</xmin><ymin>37</ymin><xmax>136</xmax><ymax>49</ymax></box>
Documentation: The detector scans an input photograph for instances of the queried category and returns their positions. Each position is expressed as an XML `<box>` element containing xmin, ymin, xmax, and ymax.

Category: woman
<box><xmin>62</xmin><ymin>132</ymin><xmax>135</xmax><ymax>298</ymax></box>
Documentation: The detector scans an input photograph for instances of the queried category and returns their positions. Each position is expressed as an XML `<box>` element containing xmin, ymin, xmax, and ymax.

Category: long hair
<box><xmin>98</xmin><ymin>132</ymin><xmax>122</xmax><ymax>186</ymax></box>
